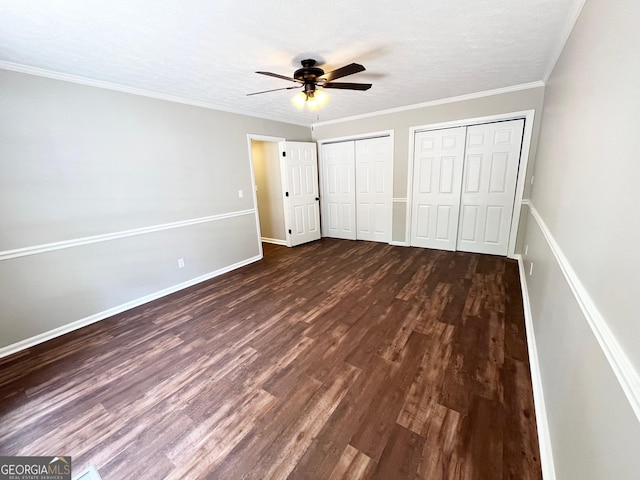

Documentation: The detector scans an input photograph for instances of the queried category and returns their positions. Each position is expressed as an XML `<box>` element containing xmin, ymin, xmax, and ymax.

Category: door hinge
<box><xmin>282</xmin><ymin>151</ymin><xmax>286</xmax><ymax>157</ymax></box>
<box><xmin>285</xmin><ymin>191</ymin><xmax>289</xmax><ymax>197</ymax></box>
<box><xmin>288</xmin><ymin>229</ymin><xmax>292</xmax><ymax>234</ymax></box>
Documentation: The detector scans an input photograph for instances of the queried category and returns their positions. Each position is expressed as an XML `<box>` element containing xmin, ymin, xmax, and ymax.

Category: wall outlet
<box><xmin>238</xmin><ymin>189</ymin><xmax>244</xmax><ymax>198</ymax></box>
<box><xmin>529</xmin><ymin>261</ymin><xmax>534</xmax><ymax>276</ymax></box>
<box><xmin>525</xmin><ymin>244</ymin><xmax>529</xmax><ymax>256</ymax></box>
<box><xmin>178</xmin><ymin>258</ymin><xmax>185</xmax><ymax>269</ymax></box>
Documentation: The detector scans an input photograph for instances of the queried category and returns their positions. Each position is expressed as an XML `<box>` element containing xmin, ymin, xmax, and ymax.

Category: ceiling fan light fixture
<box><xmin>307</xmin><ymin>90</ymin><xmax>328</xmax><ymax>110</ymax></box>
<box><xmin>292</xmin><ymin>89</ymin><xmax>328</xmax><ymax>110</ymax></box>
<box><xmin>292</xmin><ymin>91</ymin><xmax>307</xmax><ymax>109</ymax></box>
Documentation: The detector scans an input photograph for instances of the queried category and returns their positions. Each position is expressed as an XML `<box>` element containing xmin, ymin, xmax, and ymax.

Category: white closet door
<box><xmin>355</xmin><ymin>136</ymin><xmax>392</xmax><ymax>243</ymax></box>
<box><xmin>284</xmin><ymin>142</ymin><xmax>321</xmax><ymax>246</ymax></box>
<box><xmin>410</xmin><ymin>127</ymin><xmax>466</xmax><ymax>250</ymax></box>
<box><xmin>320</xmin><ymin>141</ymin><xmax>356</xmax><ymax>240</ymax></box>
<box><xmin>457</xmin><ymin>119</ymin><xmax>524</xmax><ymax>255</ymax></box>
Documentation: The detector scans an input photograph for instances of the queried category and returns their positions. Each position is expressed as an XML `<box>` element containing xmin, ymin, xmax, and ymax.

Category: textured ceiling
<box><xmin>0</xmin><ymin>0</ymin><xmax>578</xmax><ymax>126</ymax></box>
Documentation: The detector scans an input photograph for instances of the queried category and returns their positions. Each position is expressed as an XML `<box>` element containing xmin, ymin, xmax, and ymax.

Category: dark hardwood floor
<box><xmin>0</xmin><ymin>239</ymin><xmax>541</xmax><ymax>479</ymax></box>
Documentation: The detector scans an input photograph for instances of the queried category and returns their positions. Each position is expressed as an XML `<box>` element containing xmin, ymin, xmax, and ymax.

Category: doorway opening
<box><xmin>250</xmin><ymin>138</ymin><xmax>287</xmax><ymax>246</ymax></box>
<box><xmin>247</xmin><ymin>135</ymin><xmax>321</xmax><ymax>252</ymax></box>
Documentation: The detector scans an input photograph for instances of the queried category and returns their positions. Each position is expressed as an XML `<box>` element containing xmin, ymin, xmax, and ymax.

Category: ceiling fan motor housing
<box><xmin>294</xmin><ymin>59</ymin><xmax>325</xmax><ymax>85</ymax></box>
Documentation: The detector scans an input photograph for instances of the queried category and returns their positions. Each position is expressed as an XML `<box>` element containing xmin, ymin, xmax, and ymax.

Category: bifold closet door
<box><xmin>355</xmin><ymin>137</ymin><xmax>392</xmax><ymax>243</ymax></box>
<box><xmin>410</xmin><ymin>127</ymin><xmax>466</xmax><ymax>250</ymax></box>
<box><xmin>320</xmin><ymin>141</ymin><xmax>356</xmax><ymax>240</ymax></box>
<box><xmin>456</xmin><ymin>119</ymin><xmax>524</xmax><ymax>255</ymax></box>
<box><xmin>320</xmin><ymin>136</ymin><xmax>392</xmax><ymax>243</ymax></box>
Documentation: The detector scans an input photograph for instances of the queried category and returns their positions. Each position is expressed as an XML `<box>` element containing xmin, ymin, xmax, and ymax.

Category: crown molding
<box><xmin>543</xmin><ymin>0</ymin><xmax>587</xmax><ymax>83</ymax></box>
<box><xmin>0</xmin><ymin>61</ymin><xmax>311</xmax><ymax>128</ymax></box>
<box><xmin>1</xmin><ymin>60</ymin><xmax>549</xmax><ymax>131</ymax></box>
<box><xmin>311</xmin><ymin>81</ymin><xmax>545</xmax><ymax>128</ymax></box>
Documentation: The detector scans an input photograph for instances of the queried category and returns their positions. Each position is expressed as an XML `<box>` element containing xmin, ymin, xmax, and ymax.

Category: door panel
<box><xmin>436</xmin><ymin>205</ymin><xmax>452</xmax><ymax>239</ymax></box>
<box><xmin>410</xmin><ymin>127</ymin><xmax>466</xmax><ymax>250</ymax></box>
<box><xmin>416</xmin><ymin>205</ymin><xmax>430</xmax><ymax>238</ymax></box>
<box><xmin>355</xmin><ymin>137</ymin><xmax>392</xmax><ymax>242</ymax></box>
<box><xmin>459</xmin><ymin>205</ymin><xmax>479</xmax><ymax>241</ymax></box>
<box><xmin>439</xmin><ymin>156</ymin><xmax>456</xmax><ymax>192</ymax></box>
<box><xmin>485</xmin><ymin>206</ymin><xmax>503</xmax><ymax>243</ymax></box>
<box><xmin>285</xmin><ymin>142</ymin><xmax>321</xmax><ymax>246</ymax></box>
<box><xmin>320</xmin><ymin>141</ymin><xmax>356</xmax><ymax>240</ymax></box>
<box><xmin>418</xmin><ymin>158</ymin><xmax>433</xmax><ymax>192</ymax></box>
<box><xmin>293</xmin><ymin>205</ymin><xmax>304</xmax><ymax>233</ymax></box>
<box><xmin>456</xmin><ymin>119</ymin><xmax>524</xmax><ymax>255</ymax></box>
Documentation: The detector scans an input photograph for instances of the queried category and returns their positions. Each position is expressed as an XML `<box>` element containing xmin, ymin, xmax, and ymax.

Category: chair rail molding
<box><xmin>0</xmin><ymin>209</ymin><xmax>256</xmax><ymax>261</ymax></box>
<box><xmin>523</xmin><ymin>199</ymin><xmax>640</xmax><ymax>422</ymax></box>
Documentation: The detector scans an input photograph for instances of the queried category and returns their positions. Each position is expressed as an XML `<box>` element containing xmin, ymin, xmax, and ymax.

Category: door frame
<box><xmin>317</xmin><ymin>130</ymin><xmax>395</xmax><ymax>242</ymax></box>
<box><xmin>247</xmin><ymin>134</ymin><xmax>287</xmax><ymax>252</ymax></box>
<box><xmin>406</xmin><ymin>110</ymin><xmax>535</xmax><ymax>258</ymax></box>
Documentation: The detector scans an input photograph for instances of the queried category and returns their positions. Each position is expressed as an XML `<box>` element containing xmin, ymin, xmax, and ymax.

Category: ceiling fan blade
<box><xmin>323</xmin><ymin>82</ymin><xmax>372</xmax><ymax>91</ymax></box>
<box><xmin>256</xmin><ymin>71</ymin><xmax>303</xmax><ymax>83</ymax></box>
<box><xmin>247</xmin><ymin>86</ymin><xmax>301</xmax><ymax>96</ymax></box>
<box><xmin>322</xmin><ymin>63</ymin><xmax>366</xmax><ymax>82</ymax></box>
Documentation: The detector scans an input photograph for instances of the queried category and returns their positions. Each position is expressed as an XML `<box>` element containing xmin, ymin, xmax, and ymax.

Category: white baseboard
<box><xmin>389</xmin><ymin>241</ymin><xmax>409</xmax><ymax>247</ymax></box>
<box><xmin>516</xmin><ymin>254</ymin><xmax>557</xmax><ymax>480</ymax></box>
<box><xmin>261</xmin><ymin>237</ymin><xmax>288</xmax><ymax>246</ymax></box>
<box><xmin>0</xmin><ymin>255</ymin><xmax>262</xmax><ymax>359</ymax></box>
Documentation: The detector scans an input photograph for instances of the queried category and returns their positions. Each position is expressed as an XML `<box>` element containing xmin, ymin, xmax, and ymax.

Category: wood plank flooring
<box><xmin>0</xmin><ymin>239</ymin><xmax>541</xmax><ymax>479</ymax></box>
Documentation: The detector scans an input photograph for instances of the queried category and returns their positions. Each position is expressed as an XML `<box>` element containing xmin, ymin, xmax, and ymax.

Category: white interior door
<box><xmin>355</xmin><ymin>136</ymin><xmax>392</xmax><ymax>243</ymax></box>
<box><xmin>410</xmin><ymin>127</ymin><xmax>466</xmax><ymax>250</ymax></box>
<box><xmin>283</xmin><ymin>142</ymin><xmax>321</xmax><ymax>247</ymax></box>
<box><xmin>457</xmin><ymin>119</ymin><xmax>524</xmax><ymax>255</ymax></box>
<box><xmin>320</xmin><ymin>141</ymin><xmax>356</xmax><ymax>240</ymax></box>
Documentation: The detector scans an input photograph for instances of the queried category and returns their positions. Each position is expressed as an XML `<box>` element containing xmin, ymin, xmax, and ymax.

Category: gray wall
<box><xmin>311</xmin><ymin>87</ymin><xmax>545</xmax><ymax>243</ymax></box>
<box><xmin>252</xmin><ymin>140</ymin><xmax>286</xmax><ymax>242</ymax></box>
<box><xmin>521</xmin><ymin>0</ymin><xmax>640</xmax><ymax>477</ymax></box>
<box><xmin>0</xmin><ymin>69</ymin><xmax>309</xmax><ymax>351</ymax></box>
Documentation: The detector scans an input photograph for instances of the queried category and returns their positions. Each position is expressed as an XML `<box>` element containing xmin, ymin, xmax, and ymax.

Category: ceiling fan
<box><xmin>247</xmin><ymin>59</ymin><xmax>372</xmax><ymax>106</ymax></box>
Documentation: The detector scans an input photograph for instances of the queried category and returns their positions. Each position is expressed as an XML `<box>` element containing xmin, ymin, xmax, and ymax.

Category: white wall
<box><xmin>251</xmin><ymin>140</ymin><xmax>286</xmax><ymax>243</ymax></box>
<box><xmin>521</xmin><ymin>0</ymin><xmax>640</xmax><ymax>477</ymax></box>
<box><xmin>0</xmin><ymin>69</ymin><xmax>310</xmax><ymax>353</ymax></box>
<box><xmin>312</xmin><ymin>87</ymin><xmax>545</xmax><ymax>243</ymax></box>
